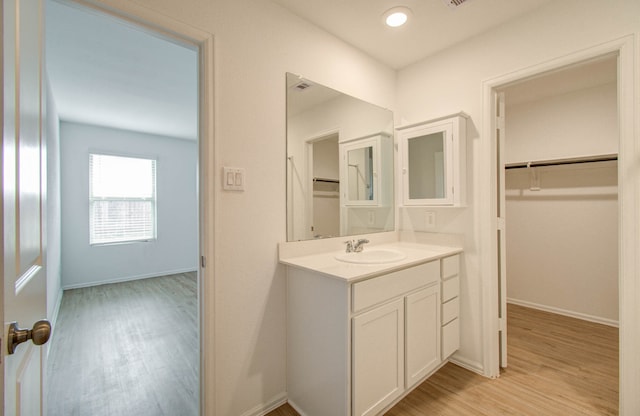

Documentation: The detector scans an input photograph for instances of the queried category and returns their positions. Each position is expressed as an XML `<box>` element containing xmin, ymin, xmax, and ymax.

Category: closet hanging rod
<box><xmin>313</xmin><ymin>177</ymin><xmax>339</xmax><ymax>184</ymax></box>
<box><xmin>504</xmin><ymin>154</ymin><xmax>618</xmax><ymax>170</ymax></box>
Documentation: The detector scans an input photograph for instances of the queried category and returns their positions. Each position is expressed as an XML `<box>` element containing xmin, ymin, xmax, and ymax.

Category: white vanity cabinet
<box><xmin>441</xmin><ymin>255</ymin><xmax>461</xmax><ymax>359</ymax></box>
<box><xmin>351</xmin><ymin>261</ymin><xmax>440</xmax><ymax>416</ymax></box>
<box><xmin>352</xmin><ymin>298</ymin><xmax>405</xmax><ymax>416</ymax></box>
<box><xmin>397</xmin><ymin>113</ymin><xmax>467</xmax><ymax>206</ymax></box>
<box><xmin>286</xmin><ymin>254</ymin><xmax>459</xmax><ymax>416</ymax></box>
<box><xmin>405</xmin><ymin>284</ymin><xmax>441</xmax><ymax>388</ymax></box>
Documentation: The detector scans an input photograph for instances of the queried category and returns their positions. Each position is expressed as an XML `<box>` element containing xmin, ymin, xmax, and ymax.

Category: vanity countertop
<box><xmin>279</xmin><ymin>241</ymin><xmax>462</xmax><ymax>283</ymax></box>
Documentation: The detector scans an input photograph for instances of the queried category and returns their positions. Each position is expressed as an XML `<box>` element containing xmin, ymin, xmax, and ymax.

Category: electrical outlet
<box><xmin>368</xmin><ymin>210</ymin><xmax>375</xmax><ymax>225</ymax></box>
<box><xmin>425</xmin><ymin>211</ymin><xmax>436</xmax><ymax>229</ymax></box>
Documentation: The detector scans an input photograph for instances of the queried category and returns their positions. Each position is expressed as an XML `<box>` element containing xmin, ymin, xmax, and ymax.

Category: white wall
<box><xmin>396</xmin><ymin>0</ymin><xmax>640</xmax><ymax>373</ymax></box>
<box><xmin>45</xmin><ymin>78</ymin><xmax>62</xmax><ymax>322</ymax></box>
<box><xmin>60</xmin><ymin>122</ymin><xmax>198</xmax><ymax>288</ymax></box>
<box><xmin>505</xmin><ymin>82</ymin><xmax>618</xmax><ymax>164</ymax></box>
<box><xmin>122</xmin><ymin>1</ymin><xmax>397</xmax><ymax>414</ymax></box>
<box><xmin>92</xmin><ymin>1</ymin><xmax>639</xmax><ymax>413</ymax></box>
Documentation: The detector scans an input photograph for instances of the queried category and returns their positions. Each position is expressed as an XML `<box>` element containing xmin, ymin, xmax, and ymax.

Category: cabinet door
<box><xmin>398</xmin><ymin>114</ymin><xmax>467</xmax><ymax>206</ymax></box>
<box><xmin>340</xmin><ymin>137</ymin><xmax>380</xmax><ymax>206</ymax></box>
<box><xmin>352</xmin><ymin>299</ymin><xmax>404</xmax><ymax>416</ymax></box>
<box><xmin>405</xmin><ymin>284</ymin><xmax>440</xmax><ymax>388</ymax></box>
<box><xmin>401</xmin><ymin>124</ymin><xmax>453</xmax><ymax>205</ymax></box>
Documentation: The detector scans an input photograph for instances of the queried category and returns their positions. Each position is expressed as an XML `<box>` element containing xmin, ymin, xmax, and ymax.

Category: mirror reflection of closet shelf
<box><xmin>339</xmin><ymin>132</ymin><xmax>394</xmax><ymax>207</ymax></box>
<box><xmin>397</xmin><ymin>113</ymin><xmax>468</xmax><ymax>207</ymax></box>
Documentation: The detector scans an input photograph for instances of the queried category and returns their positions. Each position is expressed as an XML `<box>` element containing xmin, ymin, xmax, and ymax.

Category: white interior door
<box><xmin>3</xmin><ymin>0</ymin><xmax>50</xmax><ymax>414</ymax></box>
<box><xmin>496</xmin><ymin>91</ymin><xmax>507</xmax><ymax>368</ymax></box>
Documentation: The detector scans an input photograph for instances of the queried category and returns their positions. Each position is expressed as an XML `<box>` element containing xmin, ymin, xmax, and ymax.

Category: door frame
<box><xmin>0</xmin><ymin>1</ymin><xmax>5</xmax><ymax>409</ymax></box>
<box><xmin>305</xmin><ymin>130</ymin><xmax>340</xmax><ymax>239</ymax></box>
<box><xmin>20</xmin><ymin>0</ymin><xmax>216</xmax><ymax>414</ymax></box>
<box><xmin>480</xmin><ymin>35</ymin><xmax>638</xmax><ymax>413</ymax></box>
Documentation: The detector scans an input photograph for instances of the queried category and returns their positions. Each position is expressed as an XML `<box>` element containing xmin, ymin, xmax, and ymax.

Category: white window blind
<box><xmin>89</xmin><ymin>153</ymin><xmax>157</xmax><ymax>245</ymax></box>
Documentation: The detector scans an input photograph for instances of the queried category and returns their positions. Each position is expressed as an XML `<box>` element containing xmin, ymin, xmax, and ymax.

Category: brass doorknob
<box><xmin>7</xmin><ymin>320</ymin><xmax>51</xmax><ymax>354</ymax></box>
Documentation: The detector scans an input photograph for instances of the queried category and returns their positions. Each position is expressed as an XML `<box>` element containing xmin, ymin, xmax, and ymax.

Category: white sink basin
<box><xmin>335</xmin><ymin>248</ymin><xmax>407</xmax><ymax>264</ymax></box>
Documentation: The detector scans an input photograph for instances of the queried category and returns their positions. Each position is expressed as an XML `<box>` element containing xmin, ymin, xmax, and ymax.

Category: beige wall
<box><xmin>397</xmin><ymin>0</ymin><xmax>640</xmax><ymax>372</ymax></box>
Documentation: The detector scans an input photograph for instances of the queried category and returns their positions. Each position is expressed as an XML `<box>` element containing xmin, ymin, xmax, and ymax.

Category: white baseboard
<box><xmin>449</xmin><ymin>355</ymin><xmax>486</xmax><ymax>377</ymax></box>
<box><xmin>50</xmin><ymin>288</ymin><xmax>64</xmax><ymax>330</ymax></box>
<box><xmin>62</xmin><ymin>268</ymin><xmax>197</xmax><ymax>290</ymax></box>
<box><xmin>287</xmin><ymin>400</ymin><xmax>310</xmax><ymax>416</ymax></box>
<box><xmin>241</xmin><ymin>392</ymin><xmax>288</xmax><ymax>416</ymax></box>
<box><xmin>507</xmin><ymin>298</ymin><xmax>619</xmax><ymax>328</ymax></box>
<box><xmin>45</xmin><ymin>288</ymin><xmax>64</xmax><ymax>359</ymax></box>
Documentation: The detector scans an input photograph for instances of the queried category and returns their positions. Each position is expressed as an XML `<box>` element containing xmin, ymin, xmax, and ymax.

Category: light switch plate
<box><xmin>223</xmin><ymin>167</ymin><xmax>245</xmax><ymax>191</ymax></box>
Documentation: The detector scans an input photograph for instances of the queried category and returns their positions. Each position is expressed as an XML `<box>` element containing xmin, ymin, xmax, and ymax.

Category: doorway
<box><xmin>500</xmin><ymin>55</ymin><xmax>619</xmax><ymax>323</ymax></box>
<box><xmin>44</xmin><ymin>0</ymin><xmax>202</xmax><ymax>414</ymax></box>
<box><xmin>497</xmin><ymin>56</ymin><xmax>619</xmax><ymax>382</ymax></box>
<box><xmin>308</xmin><ymin>133</ymin><xmax>340</xmax><ymax>239</ymax></box>
<box><xmin>482</xmin><ymin>36</ymin><xmax>638</xmax><ymax>412</ymax></box>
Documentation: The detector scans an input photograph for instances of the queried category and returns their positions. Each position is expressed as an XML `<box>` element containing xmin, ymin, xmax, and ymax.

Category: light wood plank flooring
<box><xmin>46</xmin><ymin>273</ymin><xmax>198</xmax><ymax>416</ymax></box>
<box><xmin>270</xmin><ymin>303</ymin><xmax>618</xmax><ymax>416</ymax></box>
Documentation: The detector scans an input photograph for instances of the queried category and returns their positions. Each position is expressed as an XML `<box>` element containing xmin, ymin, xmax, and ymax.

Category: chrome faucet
<box><xmin>353</xmin><ymin>238</ymin><xmax>369</xmax><ymax>252</ymax></box>
<box><xmin>344</xmin><ymin>240</ymin><xmax>355</xmax><ymax>253</ymax></box>
<box><xmin>345</xmin><ymin>238</ymin><xmax>370</xmax><ymax>253</ymax></box>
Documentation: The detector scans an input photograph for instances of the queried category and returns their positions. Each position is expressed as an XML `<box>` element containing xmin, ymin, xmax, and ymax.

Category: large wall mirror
<box><xmin>286</xmin><ymin>73</ymin><xmax>394</xmax><ymax>241</ymax></box>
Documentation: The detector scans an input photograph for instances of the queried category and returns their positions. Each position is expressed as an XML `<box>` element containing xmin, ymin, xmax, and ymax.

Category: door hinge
<box><xmin>201</xmin><ymin>256</ymin><xmax>206</xmax><ymax>268</ymax></box>
<box><xmin>499</xmin><ymin>317</ymin><xmax>506</xmax><ymax>332</ymax></box>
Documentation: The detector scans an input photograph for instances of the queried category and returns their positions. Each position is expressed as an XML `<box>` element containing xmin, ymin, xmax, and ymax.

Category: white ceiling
<box><xmin>46</xmin><ymin>0</ymin><xmax>556</xmax><ymax>140</ymax></box>
<box><xmin>46</xmin><ymin>1</ymin><xmax>198</xmax><ymax>140</ymax></box>
<box><xmin>272</xmin><ymin>0</ymin><xmax>554</xmax><ymax>69</ymax></box>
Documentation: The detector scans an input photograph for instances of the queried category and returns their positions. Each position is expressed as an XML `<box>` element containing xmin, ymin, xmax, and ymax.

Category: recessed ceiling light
<box><xmin>383</xmin><ymin>7</ymin><xmax>412</xmax><ymax>28</ymax></box>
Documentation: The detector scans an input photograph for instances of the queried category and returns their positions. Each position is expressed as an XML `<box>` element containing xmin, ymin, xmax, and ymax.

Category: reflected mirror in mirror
<box><xmin>408</xmin><ymin>132</ymin><xmax>445</xmax><ymax>200</ymax></box>
<box><xmin>286</xmin><ymin>73</ymin><xmax>394</xmax><ymax>241</ymax></box>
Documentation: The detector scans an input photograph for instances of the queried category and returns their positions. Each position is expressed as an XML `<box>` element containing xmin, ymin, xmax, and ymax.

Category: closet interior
<box><xmin>311</xmin><ymin>134</ymin><xmax>340</xmax><ymax>238</ymax></box>
<box><xmin>501</xmin><ymin>55</ymin><xmax>619</xmax><ymax>327</ymax></box>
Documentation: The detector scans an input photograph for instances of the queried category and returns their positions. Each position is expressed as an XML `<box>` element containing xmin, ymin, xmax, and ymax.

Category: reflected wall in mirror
<box><xmin>286</xmin><ymin>73</ymin><xmax>394</xmax><ymax>241</ymax></box>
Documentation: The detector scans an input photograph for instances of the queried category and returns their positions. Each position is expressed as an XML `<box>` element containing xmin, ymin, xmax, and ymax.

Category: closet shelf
<box><xmin>505</xmin><ymin>154</ymin><xmax>618</xmax><ymax>170</ymax></box>
<box><xmin>313</xmin><ymin>177</ymin><xmax>339</xmax><ymax>184</ymax></box>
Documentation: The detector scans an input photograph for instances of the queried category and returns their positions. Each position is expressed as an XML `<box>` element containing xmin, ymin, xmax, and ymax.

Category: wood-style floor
<box><xmin>46</xmin><ymin>272</ymin><xmax>198</xmax><ymax>416</ymax></box>
<box><xmin>270</xmin><ymin>303</ymin><xmax>618</xmax><ymax>416</ymax></box>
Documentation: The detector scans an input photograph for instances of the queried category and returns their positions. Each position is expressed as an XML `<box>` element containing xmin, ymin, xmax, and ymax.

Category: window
<box><xmin>89</xmin><ymin>153</ymin><xmax>157</xmax><ymax>245</ymax></box>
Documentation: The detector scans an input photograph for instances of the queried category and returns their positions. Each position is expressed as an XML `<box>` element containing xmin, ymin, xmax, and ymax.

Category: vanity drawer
<box><xmin>442</xmin><ymin>255</ymin><xmax>459</xmax><ymax>280</ymax></box>
<box><xmin>442</xmin><ymin>318</ymin><xmax>460</xmax><ymax>359</ymax></box>
<box><xmin>352</xmin><ymin>261</ymin><xmax>439</xmax><ymax>313</ymax></box>
<box><xmin>442</xmin><ymin>297</ymin><xmax>459</xmax><ymax>325</ymax></box>
<box><xmin>441</xmin><ymin>276</ymin><xmax>459</xmax><ymax>303</ymax></box>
